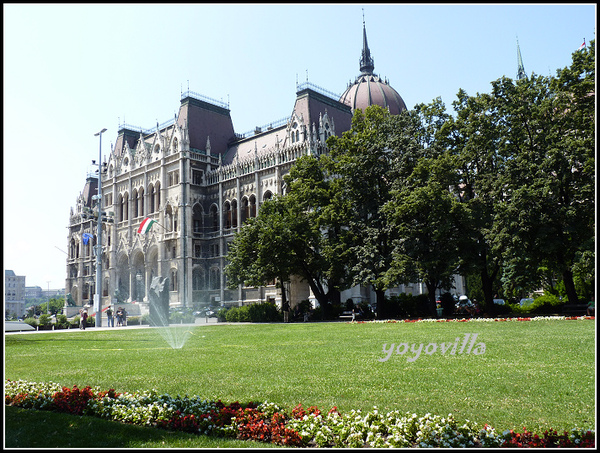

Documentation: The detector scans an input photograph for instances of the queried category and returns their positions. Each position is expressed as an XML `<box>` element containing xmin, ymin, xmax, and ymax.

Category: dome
<box><xmin>339</xmin><ymin>73</ymin><xmax>407</xmax><ymax>115</ymax></box>
<box><xmin>339</xmin><ymin>19</ymin><xmax>407</xmax><ymax>115</ymax></box>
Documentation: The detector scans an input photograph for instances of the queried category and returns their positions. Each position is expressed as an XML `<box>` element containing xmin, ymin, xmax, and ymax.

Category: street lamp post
<box><xmin>47</xmin><ymin>281</ymin><xmax>50</xmax><ymax>315</ymax></box>
<box><xmin>94</xmin><ymin>128</ymin><xmax>107</xmax><ymax>327</ymax></box>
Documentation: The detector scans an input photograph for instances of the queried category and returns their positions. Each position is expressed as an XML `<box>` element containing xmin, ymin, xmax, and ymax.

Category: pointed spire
<box><xmin>516</xmin><ymin>37</ymin><xmax>526</xmax><ymax>80</ymax></box>
<box><xmin>360</xmin><ymin>9</ymin><xmax>374</xmax><ymax>75</ymax></box>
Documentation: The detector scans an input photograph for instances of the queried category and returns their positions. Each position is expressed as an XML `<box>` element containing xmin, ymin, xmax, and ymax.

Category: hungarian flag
<box><xmin>137</xmin><ymin>217</ymin><xmax>156</xmax><ymax>234</ymax></box>
<box><xmin>578</xmin><ymin>39</ymin><xmax>586</xmax><ymax>51</ymax></box>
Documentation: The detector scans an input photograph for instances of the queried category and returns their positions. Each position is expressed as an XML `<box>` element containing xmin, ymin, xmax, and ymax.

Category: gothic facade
<box><xmin>65</xmin><ymin>22</ymin><xmax>465</xmax><ymax>310</ymax></box>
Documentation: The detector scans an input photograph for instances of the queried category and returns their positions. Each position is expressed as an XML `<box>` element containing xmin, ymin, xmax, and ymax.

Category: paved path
<box><xmin>5</xmin><ymin>317</ymin><xmax>220</xmax><ymax>335</ymax></box>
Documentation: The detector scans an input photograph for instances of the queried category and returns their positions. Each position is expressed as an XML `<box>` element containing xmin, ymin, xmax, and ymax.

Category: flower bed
<box><xmin>5</xmin><ymin>380</ymin><xmax>594</xmax><ymax>448</ymax></box>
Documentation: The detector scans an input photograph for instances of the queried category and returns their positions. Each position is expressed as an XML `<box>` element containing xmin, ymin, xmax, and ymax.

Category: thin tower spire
<box><xmin>516</xmin><ymin>37</ymin><xmax>527</xmax><ymax>80</ymax></box>
<box><xmin>360</xmin><ymin>8</ymin><xmax>374</xmax><ymax>75</ymax></box>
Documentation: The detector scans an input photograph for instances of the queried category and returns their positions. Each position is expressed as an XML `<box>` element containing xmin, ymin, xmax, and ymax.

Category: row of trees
<box><xmin>225</xmin><ymin>41</ymin><xmax>595</xmax><ymax>317</ymax></box>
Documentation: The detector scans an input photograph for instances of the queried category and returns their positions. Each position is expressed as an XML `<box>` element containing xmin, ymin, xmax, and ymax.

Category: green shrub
<box><xmin>297</xmin><ymin>300</ymin><xmax>312</xmax><ymax>314</ymax></box>
<box><xmin>127</xmin><ymin>316</ymin><xmax>140</xmax><ymax>326</ymax></box>
<box><xmin>529</xmin><ymin>294</ymin><xmax>564</xmax><ymax>314</ymax></box>
<box><xmin>56</xmin><ymin>314</ymin><xmax>69</xmax><ymax>329</ymax></box>
<box><xmin>492</xmin><ymin>302</ymin><xmax>513</xmax><ymax>315</ymax></box>
<box><xmin>508</xmin><ymin>294</ymin><xmax>564</xmax><ymax>315</ymax></box>
<box><xmin>223</xmin><ymin>302</ymin><xmax>282</xmax><ymax>323</ymax></box>
<box><xmin>23</xmin><ymin>317</ymin><xmax>37</xmax><ymax>328</ymax></box>
<box><xmin>217</xmin><ymin>307</ymin><xmax>229</xmax><ymax>322</ymax></box>
<box><xmin>248</xmin><ymin>302</ymin><xmax>282</xmax><ymax>322</ymax></box>
<box><xmin>225</xmin><ymin>305</ymin><xmax>251</xmax><ymax>322</ymax></box>
<box><xmin>386</xmin><ymin>293</ymin><xmax>429</xmax><ymax>319</ymax></box>
<box><xmin>38</xmin><ymin>314</ymin><xmax>52</xmax><ymax>328</ymax></box>
<box><xmin>439</xmin><ymin>292</ymin><xmax>455</xmax><ymax>317</ymax></box>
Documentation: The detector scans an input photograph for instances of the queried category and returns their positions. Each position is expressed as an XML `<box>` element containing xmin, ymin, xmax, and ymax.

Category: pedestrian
<box><xmin>283</xmin><ymin>301</ymin><xmax>289</xmax><ymax>323</ymax></box>
<box><xmin>587</xmin><ymin>296</ymin><xmax>595</xmax><ymax>316</ymax></box>
<box><xmin>106</xmin><ymin>306</ymin><xmax>114</xmax><ymax>327</ymax></box>
<box><xmin>122</xmin><ymin>307</ymin><xmax>128</xmax><ymax>326</ymax></box>
<box><xmin>80</xmin><ymin>309</ymin><xmax>88</xmax><ymax>330</ymax></box>
<box><xmin>116</xmin><ymin>307</ymin><xmax>123</xmax><ymax>327</ymax></box>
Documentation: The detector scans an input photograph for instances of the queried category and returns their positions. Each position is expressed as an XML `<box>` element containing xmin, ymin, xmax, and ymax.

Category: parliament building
<box><xmin>66</xmin><ymin>21</ymin><xmax>465</xmax><ymax>311</ymax></box>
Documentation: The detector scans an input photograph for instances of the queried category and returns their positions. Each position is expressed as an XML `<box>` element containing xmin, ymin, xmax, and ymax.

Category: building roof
<box><xmin>81</xmin><ymin>176</ymin><xmax>98</xmax><ymax>209</ymax></box>
<box><xmin>178</xmin><ymin>94</ymin><xmax>235</xmax><ymax>154</ymax></box>
<box><xmin>223</xmin><ymin>86</ymin><xmax>352</xmax><ymax>165</ymax></box>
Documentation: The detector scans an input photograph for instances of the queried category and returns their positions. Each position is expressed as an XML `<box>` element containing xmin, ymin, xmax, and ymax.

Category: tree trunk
<box><xmin>478</xmin><ymin>245</ymin><xmax>499</xmax><ymax>317</ymax></box>
<box><xmin>425</xmin><ymin>280</ymin><xmax>438</xmax><ymax>316</ymax></box>
<box><xmin>280</xmin><ymin>279</ymin><xmax>288</xmax><ymax>316</ymax></box>
<box><xmin>562</xmin><ymin>268</ymin><xmax>580</xmax><ymax>305</ymax></box>
<box><xmin>305</xmin><ymin>277</ymin><xmax>328</xmax><ymax>309</ymax></box>
<box><xmin>480</xmin><ymin>268</ymin><xmax>495</xmax><ymax>316</ymax></box>
<box><xmin>375</xmin><ymin>288</ymin><xmax>386</xmax><ymax>319</ymax></box>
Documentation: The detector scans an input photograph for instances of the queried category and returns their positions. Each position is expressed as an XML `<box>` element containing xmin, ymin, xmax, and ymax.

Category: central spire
<box><xmin>360</xmin><ymin>9</ymin><xmax>374</xmax><ymax>75</ymax></box>
<box><xmin>516</xmin><ymin>37</ymin><xmax>527</xmax><ymax>80</ymax></box>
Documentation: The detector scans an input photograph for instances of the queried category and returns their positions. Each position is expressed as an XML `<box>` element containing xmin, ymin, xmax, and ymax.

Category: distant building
<box><xmin>25</xmin><ymin>286</ymin><xmax>43</xmax><ymax>299</ymax></box>
<box><xmin>5</xmin><ymin>270</ymin><xmax>26</xmax><ymax>318</ymax></box>
<box><xmin>66</xmin><ymin>19</ymin><xmax>465</xmax><ymax>310</ymax></box>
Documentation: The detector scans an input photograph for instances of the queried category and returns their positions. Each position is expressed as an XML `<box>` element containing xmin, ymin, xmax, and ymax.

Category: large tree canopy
<box><xmin>225</xmin><ymin>40</ymin><xmax>595</xmax><ymax>314</ymax></box>
<box><xmin>326</xmin><ymin>105</ymin><xmax>425</xmax><ymax>317</ymax></box>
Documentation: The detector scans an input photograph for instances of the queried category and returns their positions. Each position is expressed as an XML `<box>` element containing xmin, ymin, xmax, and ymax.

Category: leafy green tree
<box><xmin>443</xmin><ymin>88</ymin><xmax>507</xmax><ymax>313</ymax></box>
<box><xmin>385</xmin><ymin>153</ymin><xmax>466</xmax><ymax>315</ymax></box>
<box><xmin>225</xmin><ymin>196</ymin><xmax>319</xmax><ymax>310</ymax></box>
<box><xmin>382</xmin><ymin>99</ymin><xmax>466</xmax><ymax>315</ymax></box>
<box><xmin>283</xmin><ymin>155</ymin><xmax>354</xmax><ymax>312</ymax></box>
<box><xmin>40</xmin><ymin>297</ymin><xmax>65</xmax><ymax>316</ymax></box>
<box><xmin>327</xmin><ymin>105</ymin><xmax>424</xmax><ymax>317</ymax></box>
<box><xmin>490</xmin><ymin>41</ymin><xmax>595</xmax><ymax>303</ymax></box>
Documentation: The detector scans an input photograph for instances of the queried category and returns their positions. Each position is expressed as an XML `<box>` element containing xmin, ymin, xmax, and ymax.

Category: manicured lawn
<box><xmin>4</xmin><ymin>319</ymin><xmax>595</xmax><ymax>436</ymax></box>
<box><xmin>4</xmin><ymin>405</ymin><xmax>277</xmax><ymax>448</ymax></box>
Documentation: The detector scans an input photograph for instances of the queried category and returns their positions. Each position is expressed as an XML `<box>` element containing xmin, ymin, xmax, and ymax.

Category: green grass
<box><xmin>4</xmin><ymin>319</ymin><xmax>595</xmax><ymax>446</ymax></box>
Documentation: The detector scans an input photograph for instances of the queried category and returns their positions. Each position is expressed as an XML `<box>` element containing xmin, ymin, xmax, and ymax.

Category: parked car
<box><xmin>493</xmin><ymin>299</ymin><xmax>505</xmax><ymax>305</ymax></box>
<box><xmin>520</xmin><ymin>298</ymin><xmax>534</xmax><ymax>307</ymax></box>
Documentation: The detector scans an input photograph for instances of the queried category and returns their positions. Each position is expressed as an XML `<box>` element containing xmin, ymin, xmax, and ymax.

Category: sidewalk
<box><xmin>5</xmin><ymin>316</ymin><xmax>220</xmax><ymax>335</ymax></box>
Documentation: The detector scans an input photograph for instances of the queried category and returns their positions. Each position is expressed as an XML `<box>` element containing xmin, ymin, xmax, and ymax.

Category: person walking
<box><xmin>106</xmin><ymin>306</ymin><xmax>114</xmax><ymax>327</ymax></box>
<box><xmin>116</xmin><ymin>307</ymin><xmax>123</xmax><ymax>327</ymax></box>
<box><xmin>282</xmin><ymin>301</ymin><xmax>289</xmax><ymax>323</ymax></box>
<box><xmin>80</xmin><ymin>309</ymin><xmax>88</xmax><ymax>330</ymax></box>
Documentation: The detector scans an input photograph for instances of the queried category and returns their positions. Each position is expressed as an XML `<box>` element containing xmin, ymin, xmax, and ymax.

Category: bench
<box><xmin>339</xmin><ymin>310</ymin><xmax>361</xmax><ymax>320</ymax></box>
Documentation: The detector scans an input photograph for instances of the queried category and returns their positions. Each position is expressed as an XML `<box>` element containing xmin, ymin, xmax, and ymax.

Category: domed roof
<box><xmin>339</xmin><ymin>19</ymin><xmax>407</xmax><ymax>115</ymax></box>
<box><xmin>339</xmin><ymin>73</ymin><xmax>407</xmax><ymax>115</ymax></box>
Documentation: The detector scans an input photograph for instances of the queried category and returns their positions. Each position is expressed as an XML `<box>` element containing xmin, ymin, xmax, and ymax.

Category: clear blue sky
<box><xmin>3</xmin><ymin>3</ymin><xmax>596</xmax><ymax>290</ymax></box>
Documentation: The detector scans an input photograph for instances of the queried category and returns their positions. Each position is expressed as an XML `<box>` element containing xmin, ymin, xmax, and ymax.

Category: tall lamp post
<box><xmin>47</xmin><ymin>281</ymin><xmax>50</xmax><ymax>315</ymax></box>
<box><xmin>94</xmin><ymin>128</ymin><xmax>107</xmax><ymax>327</ymax></box>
